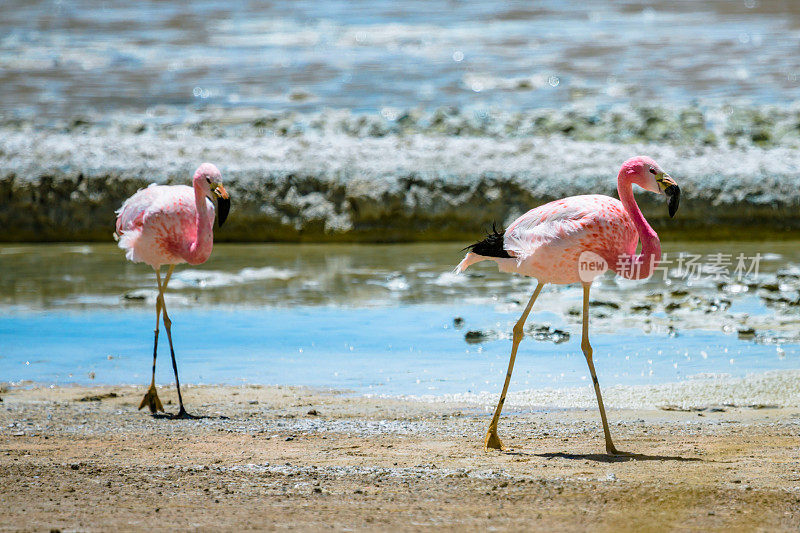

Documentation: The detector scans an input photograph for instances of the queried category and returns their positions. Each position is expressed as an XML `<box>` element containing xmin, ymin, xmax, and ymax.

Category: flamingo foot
<box><xmin>484</xmin><ymin>428</ymin><xmax>505</xmax><ymax>451</ymax></box>
<box><xmin>170</xmin><ymin>407</ymin><xmax>196</xmax><ymax>420</ymax></box>
<box><xmin>138</xmin><ymin>385</ymin><xmax>165</xmax><ymax>414</ymax></box>
<box><xmin>606</xmin><ymin>444</ymin><xmax>635</xmax><ymax>457</ymax></box>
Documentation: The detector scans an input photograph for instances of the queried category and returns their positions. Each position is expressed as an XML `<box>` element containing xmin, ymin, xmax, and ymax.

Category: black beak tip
<box><xmin>665</xmin><ymin>185</ymin><xmax>680</xmax><ymax>219</ymax></box>
<box><xmin>217</xmin><ymin>197</ymin><xmax>231</xmax><ymax>228</ymax></box>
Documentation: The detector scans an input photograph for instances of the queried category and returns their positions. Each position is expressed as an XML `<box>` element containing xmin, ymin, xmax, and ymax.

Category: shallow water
<box><xmin>2</xmin><ymin>242</ymin><xmax>799</xmax><ymax>402</ymax></box>
<box><xmin>3</xmin><ymin>0</ymin><xmax>800</xmax><ymax>120</ymax></box>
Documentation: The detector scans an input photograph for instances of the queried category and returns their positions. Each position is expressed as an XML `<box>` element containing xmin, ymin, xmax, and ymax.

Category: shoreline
<box><xmin>4</xmin><ymin>105</ymin><xmax>800</xmax><ymax>243</ymax></box>
<box><xmin>2</xmin><ymin>384</ymin><xmax>799</xmax><ymax>530</ymax></box>
<box><xmin>398</xmin><ymin>368</ymin><xmax>800</xmax><ymax>411</ymax></box>
<box><xmin>5</xmin><ymin>367</ymin><xmax>800</xmax><ymax>411</ymax></box>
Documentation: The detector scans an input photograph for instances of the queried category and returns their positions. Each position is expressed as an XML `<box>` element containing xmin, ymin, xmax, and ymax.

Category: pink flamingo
<box><xmin>115</xmin><ymin>163</ymin><xmax>231</xmax><ymax>419</ymax></box>
<box><xmin>456</xmin><ymin>156</ymin><xmax>680</xmax><ymax>455</ymax></box>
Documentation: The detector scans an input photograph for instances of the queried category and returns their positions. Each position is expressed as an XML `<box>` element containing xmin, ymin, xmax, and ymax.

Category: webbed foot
<box><xmin>484</xmin><ymin>428</ymin><xmax>505</xmax><ymax>451</ymax></box>
<box><xmin>170</xmin><ymin>407</ymin><xmax>196</xmax><ymax>420</ymax></box>
<box><xmin>138</xmin><ymin>384</ymin><xmax>164</xmax><ymax>414</ymax></box>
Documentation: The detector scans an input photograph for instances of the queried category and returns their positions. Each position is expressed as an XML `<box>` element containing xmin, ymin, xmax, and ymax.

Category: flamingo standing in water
<box><xmin>115</xmin><ymin>163</ymin><xmax>231</xmax><ymax>418</ymax></box>
<box><xmin>456</xmin><ymin>156</ymin><xmax>680</xmax><ymax>454</ymax></box>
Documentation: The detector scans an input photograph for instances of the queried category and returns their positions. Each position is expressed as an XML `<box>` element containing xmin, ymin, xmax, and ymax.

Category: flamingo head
<box><xmin>193</xmin><ymin>163</ymin><xmax>231</xmax><ymax>227</ymax></box>
<box><xmin>621</xmin><ymin>156</ymin><xmax>681</xmax><ymax>218</ymax></box>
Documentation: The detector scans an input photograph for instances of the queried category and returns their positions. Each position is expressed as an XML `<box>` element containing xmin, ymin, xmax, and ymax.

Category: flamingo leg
<box><xmin>484</xmin><ymin>282</ymin><xmax>545</xmax><ymax>451</ymax></box>
<box><xmin>160</xmin><ymin>265</ymin><xmax>194</xmax><ymax>419</ymax></box>
<box><xmin>581</xmin><ymin>282</ymin><xmax>623</xmax><ymax>455</ymax></box>
<box><xmin>139</xmin><ymin>267</ymin><xmax>165</xmax><ymax>414</ymax></box>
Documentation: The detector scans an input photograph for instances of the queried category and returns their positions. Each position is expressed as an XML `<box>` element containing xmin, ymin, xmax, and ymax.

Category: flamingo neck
<box><xmin>617</xmin><ymin>170</ymin><xmax>661</xmax><ymax>279</ymax></box>
<box><xmin>185</xmin><ymin>182</ymin><xmax>213</xmax><ymax>263</ymax></box>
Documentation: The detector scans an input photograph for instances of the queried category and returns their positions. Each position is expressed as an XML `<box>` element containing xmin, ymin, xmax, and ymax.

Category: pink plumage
<box><xmin>115</xmin><ymin>163</ymin><xmax>230</xmax><ymax>419</ymax></box>
<box><xmin>116</xmin><ymin>163</ymin><xmax>226</xmax><ymax>269</ymax></box>
<box><xmin>456</xmin><ymin>156</ymin><xmax>676</xmax><ymax>284</ymax></box>
<box><xmin>460</xmin><ymin>194</ymin><xmax>638</xmax><ymax>284</ymax></box>
<box><xmin>457</xmin><ymin>156</ymin><xmax>681</xmax><ymax>455</ymax></box>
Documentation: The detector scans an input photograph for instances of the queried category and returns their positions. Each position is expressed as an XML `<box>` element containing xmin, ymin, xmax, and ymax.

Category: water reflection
<box><xmin>2</xmin><ymin>242</ymin><xmax>799</xmax><ymax>395</ymax></box>
<box><xmin>2</xmin><ymin>242</ymin><xmax>800</xmax><ymax>339</ymax></box>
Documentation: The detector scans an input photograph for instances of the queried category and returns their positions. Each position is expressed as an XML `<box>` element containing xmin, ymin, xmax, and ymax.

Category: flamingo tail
<box><xmin>455</xmin><ymin>225</ymin><xmax>512</xmax><ymax>273</ymax></box>
<box><xmin>454</xmin><ymin>252</ymin><xmax>487</xmax><ymax>273</ymax></box>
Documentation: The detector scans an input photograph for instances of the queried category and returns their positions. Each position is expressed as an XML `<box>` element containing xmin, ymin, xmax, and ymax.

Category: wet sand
<box><xmin>2</xmin><ymin>384</ymin><xmax>799</xmax><ymax>531</ymax></box>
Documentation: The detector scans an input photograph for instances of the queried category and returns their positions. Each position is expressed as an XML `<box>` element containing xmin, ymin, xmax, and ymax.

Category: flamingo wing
<box><xmin>116</xmin><ymin>185</ymin><xmax>212</xmax><ymax>234</ymax></box>
<box><xmin>115</xmin><ymin>184</ymin><xmax>163</xmax><ymax>236</ymax></box>
<box><xmin>504</xmin><ymin>195</ymin><xmax>606</xmax><ymax>261</ymax></box>
<box><xmin>455</xmin><ymin>194</ymin><xmax>636</xmax><ymax>283</ymax></box>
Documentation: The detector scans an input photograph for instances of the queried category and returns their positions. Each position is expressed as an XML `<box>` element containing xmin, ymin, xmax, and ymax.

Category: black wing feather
<box><xmin>463</xmin><ymin>223</ymin><xmax>511</xmax><ymax>258</ymax></box>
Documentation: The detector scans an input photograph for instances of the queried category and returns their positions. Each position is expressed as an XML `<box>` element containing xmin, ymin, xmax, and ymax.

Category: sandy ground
<box><xmin>1</xmin><ymin>384</ymin><xmax>799</xmax><ymax>532</ymax></box>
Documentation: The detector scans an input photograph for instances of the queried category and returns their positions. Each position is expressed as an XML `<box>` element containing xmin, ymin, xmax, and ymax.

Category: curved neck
<box><xmin>617</xmin><ymin>170</ymin><xmax>660</xmax><ymax>279</ymax></box>
<box><xmin>185</xmin><ymin>182</ymin><xmax>213</xmax><ymax>262</ymax></box>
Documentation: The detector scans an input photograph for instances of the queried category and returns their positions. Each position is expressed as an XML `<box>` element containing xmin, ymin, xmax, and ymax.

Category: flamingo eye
<box><xmin>206</xmin><ymin>177</ymin><xmax>211</xmax><ymax>183</ymax></box>
<box><xmin>648</xmin><ymin>168</ymin><xmax>657</xmax><ymax>175</ymax></box>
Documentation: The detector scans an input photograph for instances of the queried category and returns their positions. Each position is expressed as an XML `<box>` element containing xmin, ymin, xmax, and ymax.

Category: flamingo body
<box><xmin>116</xmin><ymin>184</ymin><xmax>215</xmax><ymax>269</ymax></box>
<box><xmin>472</xmin><ymin>194</ymin><xmax>638</xmax><ymax>285</ymax></box>
<box><xmin>456</xmin><ymin>156</ymin><xmax>681</xmax><ymax>454</ymax></box>
<box><xmin>456</xmin><ymin>156</ymin><xmax>681</xmax><ymax>284</ymax></box>
<box><xmin>115</xmin><ymin>163</ymin><xmax>230</xmax><ymax>418</ymax></box>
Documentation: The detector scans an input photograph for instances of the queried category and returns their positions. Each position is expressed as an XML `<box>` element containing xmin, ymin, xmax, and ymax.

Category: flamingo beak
<box><xmin>659</xmin><ymin>175</ymin><xmax>680</xmax><ymax>218</ymax></box>
<box><xmin>213</xmin><ymin>184</ymin><xmax>230</xmax><ymax>227</ymax></box>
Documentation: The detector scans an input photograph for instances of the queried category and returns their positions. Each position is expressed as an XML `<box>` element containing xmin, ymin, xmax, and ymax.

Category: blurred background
<box><xmin>3</xmin><ymin>0</ymin><xmax>800</xmax><ymax>117</ymax></box>
<box><xmin>2</xmin><ymin>1</ymin><xmax>800</xmax><ymax>407</ymax></box>
<box><xmin>3</xmin><ymin>0</ymin><xmax>800</xmax><ymax>242</ymax></box>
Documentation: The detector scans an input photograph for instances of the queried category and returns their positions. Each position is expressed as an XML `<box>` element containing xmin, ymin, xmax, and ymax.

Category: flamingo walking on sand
<box><xmin>456</xmin><ymin>156</ymin><xmax>680</xmax><ymax>455</ymax></box>
<box><xmin>115</xmin><ymin>163</ymin><xmax>231</xmax><ymax>418</ymax></box>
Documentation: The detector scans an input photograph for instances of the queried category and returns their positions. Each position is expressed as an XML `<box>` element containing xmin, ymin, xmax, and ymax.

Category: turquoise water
<box><xmin>2</xmin><ymin>243</ymin><xmax>799</xmax><ymax>396</ymax></box>
<box><xmin>2</xmin><ymin>306</ymin><xmax>795</xmax><ymax>395</ymax></box>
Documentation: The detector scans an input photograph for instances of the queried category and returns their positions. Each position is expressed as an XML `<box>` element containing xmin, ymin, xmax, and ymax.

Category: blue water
<box><xmin>2</xmin><ymin>243</ymin><xmax>799</xmax><ymax>396</ymax></box>
<box><xmin>2</xmin><ymin>305</ymin><xmax>796</xmax><ymax>395</ymax></box>
<box><xmin>3</xmin><ymin>0</ymin><xmax>800</xmax><ymax>119</ymax></box>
